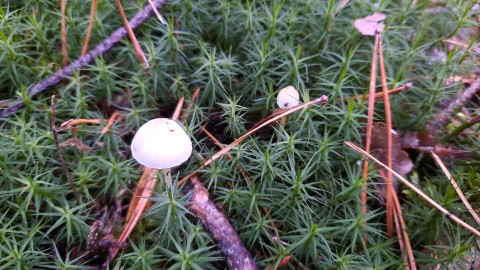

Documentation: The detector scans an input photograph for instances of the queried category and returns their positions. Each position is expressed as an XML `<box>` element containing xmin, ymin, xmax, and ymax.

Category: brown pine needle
<box><xmin>442</xmin><ymin>38</ymin><xmax>480</xmax><ymax>53</ymax></box>
<box><xmin>109</xmin><ymin>167</ymin><xmax>157</xmax><ymax>261</ymax></box>
<box><xmin>342</xmin><ymin>82</ymin><xmax>413</xmax><ymax>102</ymax></box>
<box><xmin>378</xmin><ymin>34</ymin><xmax>394</xmax><ymax>238</ymax></box>
<box><xmin>81</xmin><ymin>0</ymin><xmax>98</xmax><ymax>56</ymax></box>
<box><xmin>384</xmin><ymin>169</ymin><xmax>416</xmax><ymax>269</ymax></box>
<box><xmin>58</xmin><ymin>118</ymin><xmax>102</xmax><ymax>132</ymax></box>
<box><xmin>177</xmin><ymin>95</ymin><xmax>328</xmax><ymax>187</ymax></box>
<box><xmin>101</xmin><ymin>111</ymin><xmax>122</xmax><ymax>134</ymax></box>
<box><xmin>430</xmin><ymin>152</ymin><xmax>480</xmax><ymax>226</ymax></box>
<box><xmin>393</xmin><ymin>195</ymin><xmax>416</xmax><ymax>270</ymax></box>
<box><xmin>361</xmin><ymin>34</ymin><xmax>380</xmax><ymax>228</ymax></box>
<box><xmin>171</xmin><ymin>97</ymin><xmax>184</xmax><ymax>121</ymax></box>
<box><xmin>147</xmin><ymin>0</ymin><xmax>167</xmax><ymax>24</ymax></box>
<box><xmin>345</xmin><ymin>141</ymin><xmax>480</xmax><ymax>238</ymax></box>
<box><xmin>61</xmin><ymin>0</ymin><xmax>68</xmax><ymax>66</ymax></box>
<box><xmin>125</xmin><ymin>166</ymin><xmax>154</xmax><ymax>222</ymax></box>
<box><xmin>200</xmin><ymin>126</ymin><xmax>252</xmax><ymax>184</ymax></box>
<box><xmin>181</xmin><ymin>88</ymin><xmax>201</xmax><ymax>123</ymax></box>
<box><xmin>115</xmin><ymin>0</ymin><xmax>149</xmax><ymax>68</ymax></box>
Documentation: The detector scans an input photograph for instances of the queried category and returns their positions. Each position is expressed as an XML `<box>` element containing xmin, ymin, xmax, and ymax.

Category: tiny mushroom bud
<box><xmin>131</xmin><ymin>118</ymin><xmax>192</xmax><ymax>189</ymax></box>
<box><xmin>277</xmin><ymin>86</ymin><xmax>300</xmax><ymax>109</ymax></box>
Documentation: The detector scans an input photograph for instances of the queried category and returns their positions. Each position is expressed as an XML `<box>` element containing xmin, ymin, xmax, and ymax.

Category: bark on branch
<box><xmin>187</xmin><ymin>176</ymin><xmax>257</xmax><ymax>270</ymax></box>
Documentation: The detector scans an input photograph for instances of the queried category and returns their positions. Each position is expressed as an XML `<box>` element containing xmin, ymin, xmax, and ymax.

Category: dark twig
<box><xmin>429</xmin><ymin>76</ymin><xmax>480</xmax><ymax>131</ymax></box>
<box><xmin>51</xmin><ymin>96</ymin><xmax>80</xmax><ymax>203</ymax></box>
<box><xmin>0</xmin><ymin>0</ymin><xmax>166</xmax><ymax>120</ymax></box>
<box><xmin>187</xmin><ymin>176</ymin><xmax>257</xmax><ymax>270</ymax></box>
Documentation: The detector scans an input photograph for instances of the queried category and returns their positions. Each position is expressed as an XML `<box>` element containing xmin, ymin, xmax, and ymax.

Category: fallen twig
<box><xmin>429</xmin><ymin>76</ymin><xmax>480</xmax><ymax>131</ymax></box>
<box><xmin>0</xmin><ymin>0</ymin><xmax>166</xmax><ymax>121</ymax></box>
<box><xmin>187</xmin><ymin>176</ymin><xmax>257</xmax><ymax>270</ymax></box>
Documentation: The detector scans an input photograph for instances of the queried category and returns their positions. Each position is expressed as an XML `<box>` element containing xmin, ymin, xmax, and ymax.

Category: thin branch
<box><xmin>0</xmin><ymin>0</ymin><xmax>166</xmax><ymax>121</ymax></box>
<box><xmin>430</xmin><ymin>76</ymin><xmax>480</xmax><ymax>131</ymax></box>
<box><xmin>345</xmin><ymin>141</ymin><xmax>480</xmax><ymax>238</ymax></box>
<box><xmin>51</xmin><ymin>96</ymin><xmax>79</xmax><ymax>203</ymax></box>
<box><xmin>187</xmin><ymin>176</ymin><xmax>257</xmax><ymax>270</ymax></box>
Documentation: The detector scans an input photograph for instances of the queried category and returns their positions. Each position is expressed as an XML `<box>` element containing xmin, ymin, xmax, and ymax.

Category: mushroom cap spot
<box><xmin>131</xmin><ymin>118</ymin><xmax>192</xmax><ymax>169</ymax></box>
<box><xmin>276</xmin><ymin>86</ymin><xmax>300</xmax><ymax>109</ymax></box>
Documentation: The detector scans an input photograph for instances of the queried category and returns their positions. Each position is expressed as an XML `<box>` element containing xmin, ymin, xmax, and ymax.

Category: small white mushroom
<box><xmin>276</xmin><ymin>86</ymin><xmax>300</xmax><ymax>109</ymax></box>
<box><xmin>131</xmin><ymin>118</ymin><xmax>192</xmax><ymax>188</ymax></box>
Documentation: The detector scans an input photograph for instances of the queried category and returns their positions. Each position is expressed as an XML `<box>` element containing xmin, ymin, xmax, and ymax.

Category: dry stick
<box><xmin>187</xmin><ymin>176</ymin><xmax>257</xmax><ymax>270</ymax></box>
<box><xmin>345</xmin><ymin>141</ymin><xmax>480</xmax><ymax>237</ymax></box>
<box><xmin>378</xmin><ymin>35</ymin><xmax>395</xmax><ymax>238</ymax></box>
<box><xmin>81</xmin><ymin>0</ymin><xmax>99</xmax><ymax>56</ymax></box>
<box><xmin>432</xmin><ymin>76</ymin><xmax>480</xmax><ymax>130</ymax></box>
<box><xmin>430</xmin><ymin>152</ymin><xmax>480</xmax><ymax>226</ymax></box>
<box><xmin>361</xmin><ymin>34</ymin><xmax>379</xmax><ymax>226</ymax></box>
<box><xmin>177</xmin><ymin>95</ymin><xmax>329</xmax><ymax>187</ymax></box>
<box><xmin>115</xmin><ymin>0</ymin><xmax>149</xmax><ymax>68</ymax></box>
<box><xmin>51</xmin><ymin>96</ymin><xmax>79</xmax><ymax>203</ymax></box>
<box><xmin>61</xmin><ymin>0</ymin><xmax>68</xmax><ymax>67</ymax></box>
<box><xmin>0</xmin><ymin>0</ymin><xmax>166</xmax><ymax>121</ymax></box>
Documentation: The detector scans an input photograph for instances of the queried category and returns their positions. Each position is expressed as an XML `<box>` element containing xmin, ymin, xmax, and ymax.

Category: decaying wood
<box><xmin>0</xmin><ymin>0</ymin><xmax>166</xmax><ymax>121</ymax></box>
<box><xmin>187</xmin><ymin>176</ymin><xmax>257</xmax><ymax>270</ymax></box>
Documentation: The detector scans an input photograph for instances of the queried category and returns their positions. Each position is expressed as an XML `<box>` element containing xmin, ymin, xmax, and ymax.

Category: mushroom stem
<box><xmin>162</xmin><ymin>168</ymin><xmax>172</xmax><ymax>190</ymax></box>
<box><xmin>280</xmin><ymin>115</ymin><xmax>287</xmax><ymax>127</ymax></box>
<box><xmin>277</xmin><ymin>115</ymin><xmax>287</xmax><ymax>142</ymax></box>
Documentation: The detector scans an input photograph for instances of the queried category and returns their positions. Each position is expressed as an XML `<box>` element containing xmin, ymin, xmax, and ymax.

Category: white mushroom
<box><xmin>276</xmin><ymin>86</ymin><xmax>300</xmax><ymax>109</ymax></box>
<box><xmin>131</xmin><ymin>118</ymin><xmax>192</xmax><ymax>189</ymax></box>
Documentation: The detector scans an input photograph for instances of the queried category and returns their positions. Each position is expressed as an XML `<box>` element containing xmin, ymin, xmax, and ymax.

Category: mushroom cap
<box><xmin>276</xmin><ymin>86</ymin><xmax>300</xmax><ymax>109</ymax></box>
<box><xmin>131</xmin><ymin>118</ymin><xmax>192</xmax><ymax>169</ymax></box>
